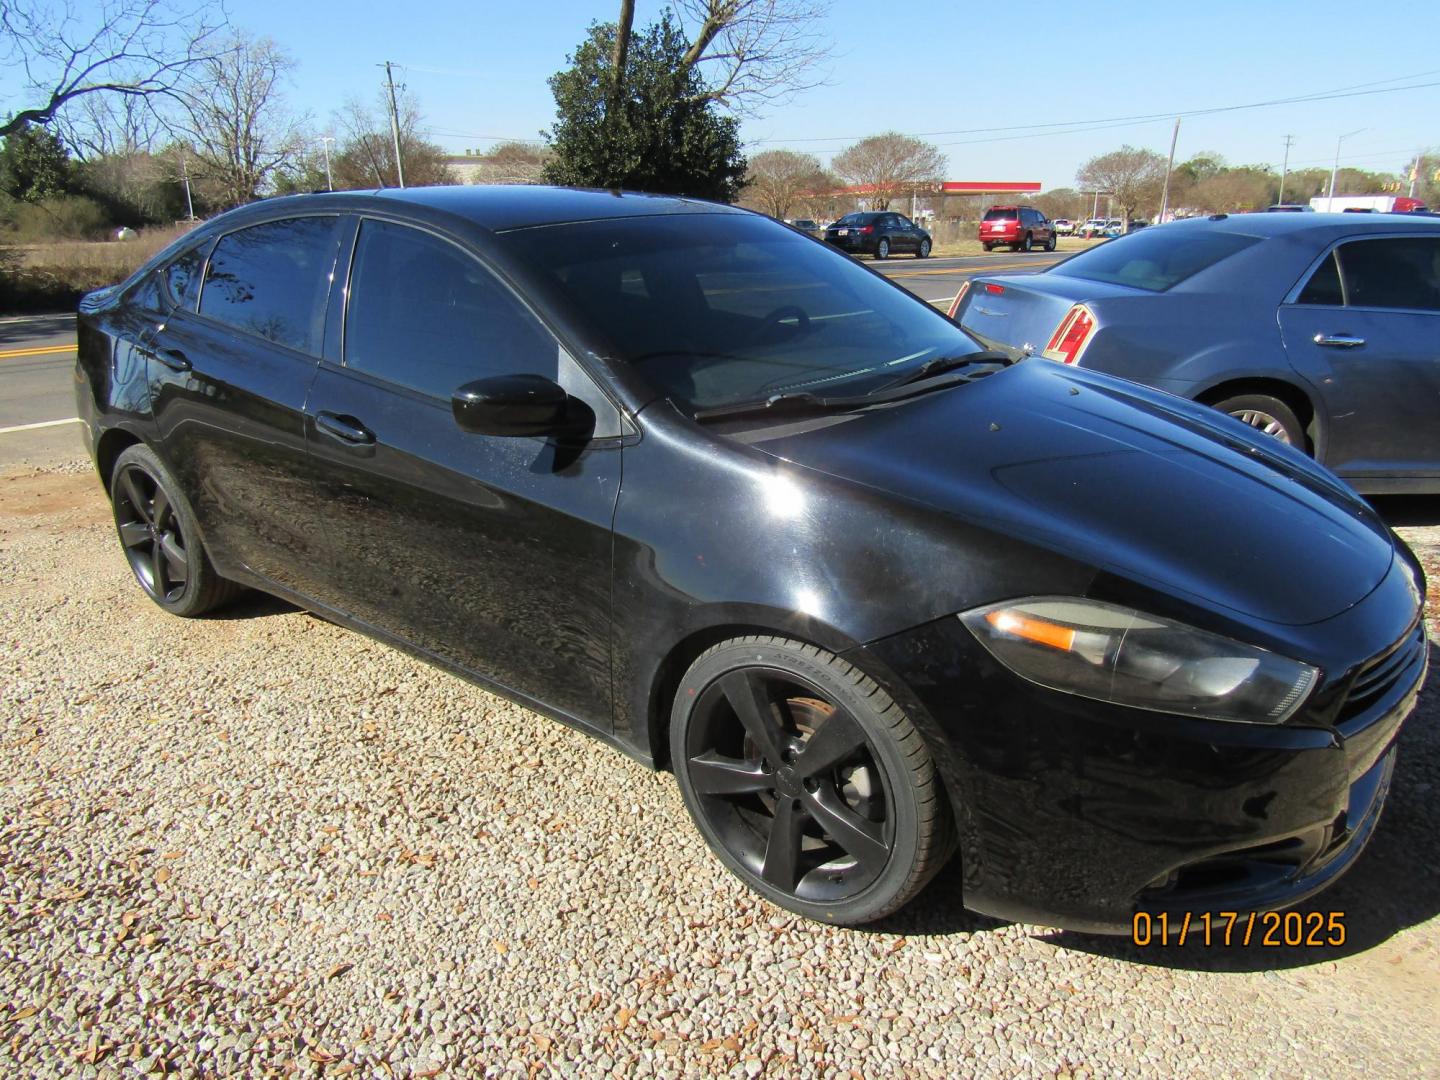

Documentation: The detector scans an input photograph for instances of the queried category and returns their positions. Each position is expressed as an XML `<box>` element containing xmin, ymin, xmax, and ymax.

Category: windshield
<box><xmin>1053</xmin><ymin>228</ymin><xmax>1261</xmax><ymax>291</ymax></box>
<box><xmin>501</xmin><ymin>213</ymin><xmax>981</xmax><ymax>411</ymax></box>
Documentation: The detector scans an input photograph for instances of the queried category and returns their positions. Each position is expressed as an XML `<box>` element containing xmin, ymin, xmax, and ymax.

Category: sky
<box><xmin>22</xmin><ymin>0</ymin><xmax>1440</xmax><ymax>187</ymax></box>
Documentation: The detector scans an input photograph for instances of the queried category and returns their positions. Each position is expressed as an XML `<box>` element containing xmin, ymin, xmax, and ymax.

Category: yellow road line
<box><xmin>0</xmin><ymin>343</ymin><xmax>76</xmax><ymax>359</ymax></box>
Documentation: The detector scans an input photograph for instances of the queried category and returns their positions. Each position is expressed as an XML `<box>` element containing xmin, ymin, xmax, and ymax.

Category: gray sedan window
<box><xmin>1336</xmin><ymin>238</ymin><xmax>1440</xmax><ymax>311</ymax></box>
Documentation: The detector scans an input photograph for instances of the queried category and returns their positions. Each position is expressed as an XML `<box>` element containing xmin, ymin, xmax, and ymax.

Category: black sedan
<box><xmin>77</xmin><ymin>187</ymin><xmax>1426</xmax><ymax>930</ymax></box>
<box><xmin>824</xmin><ymin>210</ymin><xmax>932</xmax><ymax>259</ymax></box>
<box><xmin>952</xmin><ymin>213</ymin><xmax>1440</xmax><ymax>494</ymax></box>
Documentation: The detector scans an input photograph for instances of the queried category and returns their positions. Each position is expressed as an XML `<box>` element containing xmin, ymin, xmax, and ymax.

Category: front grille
<box><xmin>1338</xmin><ymin>623</ymin><xmax>1427</xmax><ymax>724</ymax></box>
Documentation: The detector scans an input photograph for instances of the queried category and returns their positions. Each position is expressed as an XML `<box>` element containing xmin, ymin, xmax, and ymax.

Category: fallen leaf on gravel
<box><xmin>334</xmin><ymin>1065</ymin><xmax>357</xmax><ymax>1075</ymax></box>
<box><xmin>308</xmin><ymin>1047</ymin><xmax>339</xmax><ymax>1064</ymax></box>
<box><xmin>321</xmin><ymin>825</ymin><xmax>339</xmax><ymax>835</ymax></box>
<box><xmin>161</xmin><ymin>851</ymin><xmax>184</xmax><ymax>860</ymax></box>
<box><xmin>616</xmin><ymin>1007</ymin><xmax>635</xmax><ymax>1029</ymax></box>
<box><xmin>139</xmin><ymin>933</ymin><xmax>160</xmax><ymax>947</ymax></box>
<box><xmin>721</xmin><ymin>1036</ymin><xmax>741</xmax><ymax>1052</ymax></box>
<box><xmin>531</xmin><ymin>1034</ymin><xmax>552</xmax><ymax>1054</ymax></box>
<box><xmin>376</xmin><ymin>912</ymin><xmax>392</xmax><ymax>923</ymax></box>
<box><xmin>326</xmin><ymin>963</ymin><xmax>353</xmax><ymax>980</ymax></box>
<box><xmin>742</xmin><ymin>1020</ymin><xmax>758</xmax><ymax>1037</ymax></box>
<box><xmin>493</xmin><ymin>940</ymin><xmax>510</xmax><ymax>954</ymax></box>
<box><xmin>527</xmin><ymin>877</ymin><xmax>539</xmax><ymax>890</ymax></box>
<box><xmin>829</xmin><ymin>1014</ymin><xmax>858</xmax><ymax>1025</ymax></box>
<box><xmin>700</xmin><ymin>1039</ymin><xmax>723</xmax><ymax>1052</ymax></box>
<box><xmin>154</xmin><ymin>867</ymin><xmax>172</xmax><ymax>884</ymax></box>
<box><xmin>268</xmin><ymin>984</ymin><xmax>298</xmax><ymax>1005</ymax></box>
<box><xmin>11</xmin><ymin>1006</ymin><xmax>37</xmax><ymax>1020</ymax></box>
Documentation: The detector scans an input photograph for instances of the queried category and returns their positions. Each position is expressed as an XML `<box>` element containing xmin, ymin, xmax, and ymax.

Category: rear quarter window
<box><xmin>1056</xmin><ymin>229</ymin><xmax>1261</xmax><ymax>291</ymax></box>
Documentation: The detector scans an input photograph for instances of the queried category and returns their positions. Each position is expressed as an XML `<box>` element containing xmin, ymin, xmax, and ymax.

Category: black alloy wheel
<box><xmin>875</xmin><ymin>238</ymin><xmax>890</xmax><ymax>260</ymax></box>
<box><xmin>110</xmin><ymin>444</ymin><xmax>240</xmax><ymax>616</ymax></box>
<box><xmin>672</xmin><ymin>636</ymin><xmax>950</xmax><ymax>924</ymax></box>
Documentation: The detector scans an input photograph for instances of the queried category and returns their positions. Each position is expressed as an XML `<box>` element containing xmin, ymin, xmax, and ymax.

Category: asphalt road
<box><xmin>0</xmin><ymin>252</ymin><xmax>1062</xmax><ymax>468</ymax></box>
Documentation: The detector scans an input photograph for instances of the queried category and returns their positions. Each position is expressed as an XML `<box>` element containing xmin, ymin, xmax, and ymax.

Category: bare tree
<box><xmin>743</xmin><ymin>148</ymin><xmax>823</xmax><ymax>217</ymax></box>
<box><xmin>612</xmin><ymin>0</ymin><xmax>831</xmax><ymax>114</ymax></box>
<box><xmin>1075</xmin><ymin>146</ymin><xmax>1167</xmax><ymax>223</ymax></box>
<box><xmin>467</xmin><ymin>141</ymin><xmax>552</xmax><ymax>185</ymax></box>
<box><xmin>332</xmin><ymin>89</ymin><xmax>455</xmax><ymax>190</ymax></box>
<box><xmin>831</xmin><ymin>132</ymin><xmax>945</xmax><ymax>211</ymax></box>
<box><xmin>0</xmin><ymin>0</ymin><xmax>226</xmax><ymax>139</ymax></box>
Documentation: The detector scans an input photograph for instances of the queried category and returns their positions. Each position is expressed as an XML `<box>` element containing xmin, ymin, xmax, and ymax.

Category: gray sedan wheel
<box><xmin>1212</xmin><ymin>394</ymin><xmax>1305</xmax><ymax>450</ymax></box>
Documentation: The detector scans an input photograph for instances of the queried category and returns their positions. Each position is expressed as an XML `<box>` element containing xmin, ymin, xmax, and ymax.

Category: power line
<box><xmin>749</xmin><ymin>72</ymin><xmax>1440</xmax><ymax>152</ymax></box>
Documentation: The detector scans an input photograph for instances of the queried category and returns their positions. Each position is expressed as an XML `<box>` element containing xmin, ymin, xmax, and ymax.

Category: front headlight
<box><xmin>960</xmin><ymin>597</ymin><xmax>1319</xmax><ymax>724</ymax></box>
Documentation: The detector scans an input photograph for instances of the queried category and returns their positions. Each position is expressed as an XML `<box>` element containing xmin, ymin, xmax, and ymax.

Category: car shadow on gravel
<box><xmin>874</xmin><ymin>644</ymin><xmax>1440</xmax><ymax>973</ymax></box>
<box><xmin>208</xmin><ymin>591</ymin><xmax>298</xmax><ymax>620</ymax></box>
<box><xmin>1370</xmin><ymin>494</ymin><xmax>1440</xmax><ymax>528</ymax></box>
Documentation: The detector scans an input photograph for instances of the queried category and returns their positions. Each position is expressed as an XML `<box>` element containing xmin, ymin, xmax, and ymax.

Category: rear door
<box><xmin>1278</xmin><ymin>235</ymin><xmax>1440</xmax><ymax>479</ymax></box>
<box><xmin>148</xmin><ymin>214</ymin><xmax>342</xmax><ymax>584</ymax></box>
<box><xmin>299</xmin><ymin>216</ymin><xmax>623</xmax><ymax>725</ymax></box>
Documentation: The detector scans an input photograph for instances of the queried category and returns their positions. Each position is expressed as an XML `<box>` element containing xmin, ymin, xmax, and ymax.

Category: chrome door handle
<box><xmin>1313</xmin><ymin>333</ymin><xmax>1365</xmax><ymax>348</ymax></box>
<box><xmin>315</xmin><ymin>411</ymin><xmax>376</xmax><ymax>445</ymax></box>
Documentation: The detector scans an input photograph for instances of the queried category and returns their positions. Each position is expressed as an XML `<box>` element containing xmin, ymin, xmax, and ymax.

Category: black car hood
<box><xmin>753</xmin><ymin>360</ymin><xmax>1394</xmax><ymax>627</ymax></box>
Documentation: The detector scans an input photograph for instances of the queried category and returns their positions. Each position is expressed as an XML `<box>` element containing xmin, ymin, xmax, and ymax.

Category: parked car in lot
<box><xmin>77</xmin><ymin>187</ymin><xmax>1425</xmax><ymax>930</ymax></box>
<box><xmin>788</xmin><ymin>218</ymin><xmax>822</xmax><ymax>237</ymax></box>
<box><xmin>950</xmin><ymin>212</ymin><xmax>1440</xmax><ymax>493</ymax></box>
<box><xmin>824</xmin><ymin>210</ymin><xmax>931</xmax><ymax>258</ymax></box>
<box><xmin>979</xmin><ymin>205</ymin><xmax>1056</xmax><ymax>252</ymax></box>
<box><xmin>1052</xmin><ymin>218</ymin><xmax>1075</xmax><ymax>235</ymax></box>
<box><xmin>1076</xmin><ymin>218</ymin><xmax>1109</xmax><ymax>239</ymax></box>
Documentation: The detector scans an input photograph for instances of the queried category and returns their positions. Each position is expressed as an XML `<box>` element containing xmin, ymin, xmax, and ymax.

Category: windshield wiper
<box><xmin>693</xmin><ymin>390</ymin><xmax>874</xmax><ymax>424</ymax></box>
<box><xmin>883</xmin><ymin>349</ymin><xmax>1015</xmax><ymax>390</ymax></box>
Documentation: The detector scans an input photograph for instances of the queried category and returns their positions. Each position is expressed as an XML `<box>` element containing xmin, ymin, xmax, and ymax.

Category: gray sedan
<box><xmin>951</xmin><ymin>213</ymin><xmax>1440</xmax><ymax>494</ymax></box>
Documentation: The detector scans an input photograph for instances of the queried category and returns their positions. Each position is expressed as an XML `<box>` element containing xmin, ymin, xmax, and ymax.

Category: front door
<box><xmin>300</xmin><ymin>217</ymin><xmax>623</xmax><ymax>727</ymax></box>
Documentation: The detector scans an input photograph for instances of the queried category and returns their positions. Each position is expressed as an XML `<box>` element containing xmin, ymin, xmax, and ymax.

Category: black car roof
<box><xmin>264</xmin><ymin>185</ymin><xmax>747</xmax><ymax>232</ymax></box>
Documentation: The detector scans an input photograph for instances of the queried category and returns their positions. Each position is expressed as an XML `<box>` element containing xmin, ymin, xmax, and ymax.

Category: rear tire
<box><xmin>109</xmin><ymin>444</ymin><xmax>243</xmax><ymax>617</ymax></box>
<box><xmin>1021</xmin><ymin>233</ymin><xmax>1034</xmax><ymax>252</ymax></box>
<box><xmin>1211</xmin><ymin>394</ymin><xmax>1306</xmax><ymax>450</ymax></box>
<box><xmin>671</xmin><ymin>635</ymin><xmax>952</xmax><ymax>925</ymax></box>
<box><xmin>982</xmin><ymin>243</ymin><xmax>994</xmax><ymax>252</ymax></box>
<box><xmin>875</xmin><ymin>238</ymin><xmax>890</xmax><ymax>260</ymax></box>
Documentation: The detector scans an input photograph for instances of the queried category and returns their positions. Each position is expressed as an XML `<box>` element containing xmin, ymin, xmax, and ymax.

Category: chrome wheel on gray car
<box><xmin>1212</xmin><ymin>393</ymin><xmax>1306</xmax><ymax>450</ymax></box>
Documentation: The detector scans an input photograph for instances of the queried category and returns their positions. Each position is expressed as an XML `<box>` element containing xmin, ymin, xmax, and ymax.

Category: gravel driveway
<box><xmin>3</xmin><ymin>461</ymin><xmax>1438</xmax><ymax>1078</ymax></box>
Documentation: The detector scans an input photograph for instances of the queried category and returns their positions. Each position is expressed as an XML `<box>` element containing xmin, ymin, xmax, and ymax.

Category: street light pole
<box><xmin>320</xmin><ymin>136</ymin><xmax>334</xmax><ymax>191</ymax></box>
<box><xmin>1157</xmin><ymin>117</ymin><xmax>1181</xmax><ymax>226</ymax></box>
<box><xmin>1327</xmin><ymin>128</ymin><xmax>1365</xmax><ymax>211</ymax></box>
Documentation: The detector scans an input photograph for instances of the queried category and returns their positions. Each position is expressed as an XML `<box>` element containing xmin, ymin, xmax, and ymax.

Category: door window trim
<box><xmin>1284</xmin><ymin>231</ymin><xmax>1440</xmax><ymax>315</ymax></box>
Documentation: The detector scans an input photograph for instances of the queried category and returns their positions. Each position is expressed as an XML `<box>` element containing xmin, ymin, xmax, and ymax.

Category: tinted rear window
<box><xmin>835</xmin><ymin>213</ymin><xmax>877</xmax><ymax>226</ymax></box>
<box><xmin>1337</xmin><ymin>237</ymin><xmax>1440</xmax><ymax>311</ymax></box>
<box><xmin>984</xmin><ymin>208</ymin><xmax>1018</xmax><ymax>221</ymax></box>
<box><xmin>1055</xmin><ymin>229</ymin><xmax>1261</xmax><ymax>291</ymax></box>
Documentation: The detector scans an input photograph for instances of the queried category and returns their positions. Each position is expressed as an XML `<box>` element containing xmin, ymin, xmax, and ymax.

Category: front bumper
<box><xmin>864</xmin><ymin>559</ymin><xmax>1427</xmax><ymax>934</ymax></box>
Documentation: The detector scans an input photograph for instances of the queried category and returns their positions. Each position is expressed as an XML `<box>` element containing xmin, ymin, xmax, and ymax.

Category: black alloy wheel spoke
<box><xmin>806</xmin><ymin>787</ymin><xmax>889</xmax><ymax>873</ymax></box>
<box><xmin>120</xmin><ymin>471</ymin><xmax>151</xmax><ymax>524</ymax></box>
<box><xmin>719</xmin><ymin>670</ymin><xmax>786</xmax><ymax>765</ymax></box>
<box><xmin>152</xmin><ymin>540</ymin><xmax>171</xmax><ymax>595</ymax></box>
<box><xmin>760</xmin><ymin>796</ymin><xmax>808</xmax><ymax>889</ymax></box>
<box><xmin>118</xmin><ymin>521</ymin><xmax>151</xmax><ymax>549</ymax></box>
<box><xmin>793</xmin><ymin>705</ymin><xmax>867</xmax><ymax>778</ymax></box>
<box><xmin>687</xmin><ymin>751</ymin><xmax>771</xmax><ymax>796</ymax></box>
<box><xmin>151</xmin><ymin>485</ymin><xmax>171</xmax><ymax>531</ymax></box>
<box><xmin>159</xmin><ymin>532</ymin><xmax>188</xmax><ymax>576</ymax></box>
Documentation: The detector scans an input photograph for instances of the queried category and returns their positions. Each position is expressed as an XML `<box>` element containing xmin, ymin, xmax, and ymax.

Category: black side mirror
<box><xmin>452</xmin><ymin>374</ymin><xmax>569</xmax><ymax>437</ymax></box>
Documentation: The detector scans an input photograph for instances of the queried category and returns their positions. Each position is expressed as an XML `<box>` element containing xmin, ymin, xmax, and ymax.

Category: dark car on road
<box><xmin>824</xmin><ymin>210</ymin><xmax>931</xmax><ymax>259</ymax></box>
<box><xmin>980</xmin><ymin>205</ymin><xmax>1057</xmax><ymax>252</ymax></box>
<box><xmin>77</xmin><ymin>187</ymin><xmax>1426</xmax><ymax>930</ymax></box>
<box><xmin>953</xmin><ymin>213</ymin><xmax>1440</xmax><ymax>494</ymax></box>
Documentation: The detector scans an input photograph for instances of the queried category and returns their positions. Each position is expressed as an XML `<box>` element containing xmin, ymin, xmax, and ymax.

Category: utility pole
<box><xmin>1156</xmin><ymin>117</ymin><xmax>1181</xmax><ymax>226</ymax></box>
<box><xmin>1409</xmin><ymin>149</ymin><xmax>1422</xmax><ymax>198</ymax></box>
<box><xmin>1328</xmin><ymin>128</ymin><xmax>1364</xmax><ymax>211</ymax></box>
<box><xmin>383</xmin><ymin>60</ymin><xmax>406</xmax><ymax>188</ymax></box>
<box><xmin>180</xmin><ymin>153</ymin><xmax>195</xmax><ymax>221</ymax></box>
<box><xmin>1278</xmin><ymin>134</ymin><xmax>1294</xmax><ymax>204</ymax></box>
<box><xmin>320</xmin><ymin>136</ymin><xmax>335</xmax><ymax>191</ymax></box>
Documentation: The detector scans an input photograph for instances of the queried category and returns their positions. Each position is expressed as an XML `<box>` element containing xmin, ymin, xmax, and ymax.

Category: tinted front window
<box><xmin>199</xmin><ymin>217</ymin><xmax>338</xmax><ymax>352</ymax></box>
<box><xmin>501</xmin><ymin>214</ymin><xmax>982</xmax><ymax>412</ymax></box>
<box><xmin>1055</xmin><ymin>228</ymin><xmax>1260</xmax><ymax>291</ymax></box>
<box><xmin>344</xmin><ymin>219</ymin><xmax>556</xmax><ymax>398</ymax></box>
<box><xmin>1337</xmin><ymin>237</ymin><xmax>1440</xmax><ymax>311</ymax></box>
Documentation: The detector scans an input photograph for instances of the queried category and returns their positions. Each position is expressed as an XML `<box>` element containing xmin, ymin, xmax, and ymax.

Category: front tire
<box><xmin>916</xmin><ymin>239</ymin><xmax>931</xmax><ymax>259</ymax></box>
<box><xmin>1045</xmin><ymin>232</ymin><xmax>1057</xmax><ymax>252</ymax></box>
<box><xmin>1211</xmin><ymin>393</ymin><xmax>1306</xmax><ymax>450</ymax></box>
<box><xmin>110</xmin><ymin>444</ymin><xmax>242</xmax><ymax>616</ymax></box>
<box><xmin>671</xmin><ymin>635</ymin><xmax>951</xmax><ymax>925</ymax></box>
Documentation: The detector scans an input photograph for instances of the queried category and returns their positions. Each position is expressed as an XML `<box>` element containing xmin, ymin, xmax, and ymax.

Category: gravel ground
<box><xmin>2</xmin><ymin>460</ymin><xmax>1438</xmax><ymax>1079</ymax></box>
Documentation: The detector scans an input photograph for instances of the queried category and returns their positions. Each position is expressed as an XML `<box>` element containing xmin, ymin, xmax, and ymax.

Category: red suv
<box><xmin>980</xmin><ymin>205</ymin><xmax>1056</xmax><ymax>252</ymax></box>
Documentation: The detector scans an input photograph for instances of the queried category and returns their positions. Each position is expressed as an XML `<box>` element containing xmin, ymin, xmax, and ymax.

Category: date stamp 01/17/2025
<box><xmin>1132</xmin><ymin>910</ymin><xmax>1347</xmax><ymax>948</ymax></box>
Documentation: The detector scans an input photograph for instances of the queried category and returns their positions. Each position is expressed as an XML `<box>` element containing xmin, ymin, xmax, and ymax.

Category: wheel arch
<box><xmin>1192</xmin><ymin>376</ymin><xmax>1324</xmax><ymax>453</ymax></box>
<box><xmin>94</xmin><ymin>426</ymin><xmax>145</xmax><ymax>493</ymax></box>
